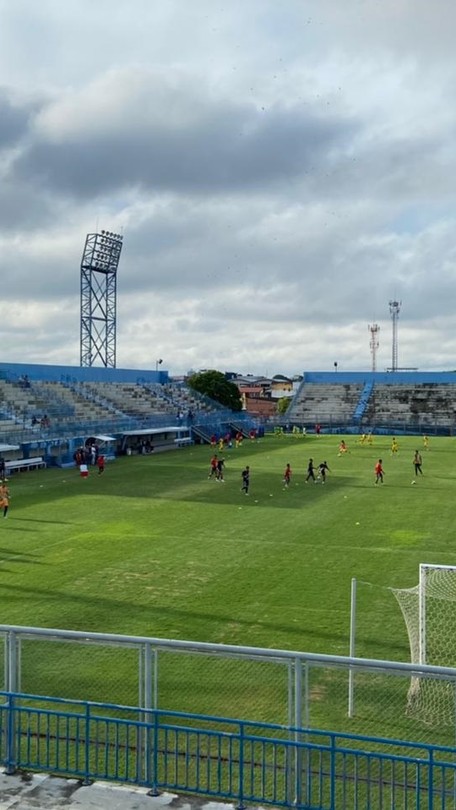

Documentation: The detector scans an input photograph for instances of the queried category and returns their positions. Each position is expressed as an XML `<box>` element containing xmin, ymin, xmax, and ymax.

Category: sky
<box><xmin>1</xmin><ymin>0</ymin><xmax>455</xmax><ymax>377</ymax></box>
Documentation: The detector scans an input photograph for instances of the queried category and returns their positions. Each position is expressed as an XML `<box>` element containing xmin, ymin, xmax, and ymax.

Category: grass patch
<box><xmin>0</xmin><ymin>433</ymin><xmax>453</xmax><ymax>739</ymax></box>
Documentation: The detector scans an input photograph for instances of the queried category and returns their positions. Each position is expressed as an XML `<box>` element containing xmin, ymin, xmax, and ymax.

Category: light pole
<box><xmin>155</xmin><ymin>359</ymin><xmax>163</xmax><ymax>372</ymax></box>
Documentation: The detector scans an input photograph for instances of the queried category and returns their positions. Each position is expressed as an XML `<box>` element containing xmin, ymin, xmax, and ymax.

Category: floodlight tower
<box><xmin>389</xmin><ymin>300</ymin><xmax>401</xmax><ymax>372</ymax></box>
<box><xmin>80</xmin><ymin>230</ymin><xmax>123</xmax><ymax>367</ymax></box>
<box><xmin>368</xmin><ymin>323</ymin><xmax>380</xmax><ymax>372</ymax></box>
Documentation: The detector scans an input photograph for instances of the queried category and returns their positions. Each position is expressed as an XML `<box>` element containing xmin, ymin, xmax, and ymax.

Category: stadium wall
<box><xmin>0</xmin><ymin>362</ymin><xmax>169</xmax><ymax>385</ymax></box>
<box><xmin>304</xmin><ymin>371</ymin><xmax>456</xmax><ymax>385</ymax></box>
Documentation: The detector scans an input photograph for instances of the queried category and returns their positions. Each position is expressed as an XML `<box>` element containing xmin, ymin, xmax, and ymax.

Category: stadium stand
<box><xmin>365</xmin><ymin>383</ymin><xmax>456</xmax><ymax>427</ymax></box>
<box><xmin>287</xmin><ymin>382</ymin><xmax>363</xmax><ymax>424</ymax></box>
<box><xmin>2</xmin><ymin>363</ymin><xmax>456</xmax><ymax>467</ymax></box>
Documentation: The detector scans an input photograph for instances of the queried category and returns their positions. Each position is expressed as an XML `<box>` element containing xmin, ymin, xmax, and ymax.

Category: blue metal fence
<box><xmin>1</xmin><ymin>691</ymin><xmax>456</xmax><ymax>809</ymax></box>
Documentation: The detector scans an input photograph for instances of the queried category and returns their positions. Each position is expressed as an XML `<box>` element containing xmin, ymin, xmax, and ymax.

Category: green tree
<box><xmin>277</xmin><ymin>396</ymin><xmax>292</xmax><ymax>415</ymax></box>
<box><xmin>187</xmin><ymin>370</ymin><xmax>242</xmax><ymax>411</ymax></box>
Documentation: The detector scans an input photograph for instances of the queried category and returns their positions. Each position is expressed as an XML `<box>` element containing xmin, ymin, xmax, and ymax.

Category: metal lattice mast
<box><xmin>80</xmin><ymin>230</ymin><xmax>123</xmax><ymax>367</ymax></box>
<box><xmin>389</xmin><ymin>300</ymin><xmax>401</xmax><ymax>373</ymax></box>
<box><xmin>368</xmin><ymin>323</ymin><xmax>380</xmax><ymax>372</ymax></box>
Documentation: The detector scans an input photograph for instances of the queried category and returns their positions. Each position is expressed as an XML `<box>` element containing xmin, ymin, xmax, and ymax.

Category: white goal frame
<box><xmin>418</xmin><ymin>563</ymin><xmax>456</xmax><ymax>665</ymax></box>
<box><xmin>348</xmin><ymin>565</ymin><xmax>456</xmax><ymax>719</ymax></box>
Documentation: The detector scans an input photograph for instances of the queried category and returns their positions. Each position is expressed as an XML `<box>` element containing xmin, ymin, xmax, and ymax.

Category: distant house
<box><xmin>270</xmin><ymin>375</ymin><xmax>293</xmax><ymax>396</ymax></box>
<box><xmin>233</xmin><ymin>377</ymin><xmax>273</xmax><ymax>416</ymax></box>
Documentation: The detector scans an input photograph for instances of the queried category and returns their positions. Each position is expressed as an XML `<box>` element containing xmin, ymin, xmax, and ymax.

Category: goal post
<box><xmin>394</xmin><ymin>563</ymin><xmax>456</xmax><ymax>667</ymax></box>
<box><xmin>392</xmin><ymin>563</ymin><xmax>456</xmax><ymax>725</ymax></box>
<box><xmin>349</xmin><ymin>566</ymin><xmax>456</xmax><ymax>725</ymax></box>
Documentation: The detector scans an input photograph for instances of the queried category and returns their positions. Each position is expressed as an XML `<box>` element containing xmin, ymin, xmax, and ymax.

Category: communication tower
<box><xmin>368</xmin><ymin>323</ymin><xmax>380</xmax><ymax>372</ymax></box>
<box><xmin>80</xmin><ymin>230</ymin><xmax>123</xmax><ymax>367</ymax></box>
<box><xmin>389</xmin><ymin>300</ymin><xmax>401</xmax><ymax>372</ymax></box>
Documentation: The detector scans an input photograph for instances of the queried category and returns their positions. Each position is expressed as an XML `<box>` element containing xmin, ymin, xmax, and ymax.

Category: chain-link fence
<box><xmin>2</xmin><ymin>624</ymin><xmax>456</xmax><ymax>750</ymax></box>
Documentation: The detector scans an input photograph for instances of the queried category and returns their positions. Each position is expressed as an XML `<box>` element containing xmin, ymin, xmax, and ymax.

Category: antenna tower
<box><xmin>80</xmin><ymin>230</ymin><xmax>123</xmax><ymax>368</ymax></box>
<box><xmin>368</xmin><ymin>323</ymin><xmax>380</xmax><ymax>372</ymax></box>
<box><xmin>389</xmin><ymin>300</ymin><xmax>401</xmax><ymax>372</ymax></box>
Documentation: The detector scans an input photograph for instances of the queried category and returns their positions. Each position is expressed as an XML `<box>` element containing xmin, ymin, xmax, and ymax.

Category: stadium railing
<box><xmin>1</xmin><ymin>691</ymin><xmax>456</xmax><ymax>808</ymax></box>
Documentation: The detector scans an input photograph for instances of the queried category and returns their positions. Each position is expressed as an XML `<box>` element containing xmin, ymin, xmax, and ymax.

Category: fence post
<box><xmin>82</xmin><ymin>702</ymin><xmax>92</xmax><ymax>786</ymax></box>
<box><xmin>236</xmin><ymin>722</ymin><xmax>245</xmax><ymax>810</ymax></box>
<box><xmin>4</xmin><ymin>692</ymin><xmax>16</xmax><ymax>775</ymax></box>
<box><xmin>286</xmin><ymin>660</ymin><xmax>294</xmax><ymax>806</ymax></box>
<box><xmin>330</xmin><ymin>733</ymin><xmax>336</xmax><ymax>810</ymax></box>
<box><xmin>428</xmin><ymin>745</ymin><xmax>434</xmax><ymax>810</ymax></box>
<box><xmin>4</xmin><ymin>631</ymin><xmax>18</xmax><ymax>776</ymax></box>
<box><xmin>147</xmin><ymin>710</ymin><xmax>160</xmax><ymax>797</ymax></box>
<box><xmin>294</xmin><ymin>657</ymin><xmax>303</xmax><ymax>807</ymax></box>
<box><xmin>6</xmin><ymin>631</ymin><xmax>18</xmax><ymax>694</ymax></box>
<box><xmin>142</xmin><ymin>643</ymin><xmax>154</xmax><ymax>788</ymax></box>
<box><xmin>348</xmin><ymin>577</ymin><xmax>357</xmax><ymax>717</ymax></box>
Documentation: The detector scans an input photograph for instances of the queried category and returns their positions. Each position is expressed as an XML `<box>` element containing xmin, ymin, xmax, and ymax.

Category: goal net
<box><xmin>392</xmin><ymin>564</ymin><xmax>456</xmax><ymax>725</ymax></box>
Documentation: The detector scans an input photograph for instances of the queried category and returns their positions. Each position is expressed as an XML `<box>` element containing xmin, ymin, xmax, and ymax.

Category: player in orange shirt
<box><xmin>283</xmin><ymin>463</ymin><xmax>292</xmax><ymax>487</ymax></box>
<box><xmin>208</xmin><ymin>454</ymin><xmax>218</xmax><ymax>479</ymax></box>
<box><xmin>374</xmin><ymin>459</ymin><xmax>384</xmax><ymax>484</ymax></box>
<box><xmin>0</xmin><ymin>482</ymin><xmax>10</xmax><ymax>518</ymax></box>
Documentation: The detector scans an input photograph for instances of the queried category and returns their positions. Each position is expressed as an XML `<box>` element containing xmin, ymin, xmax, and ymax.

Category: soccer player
<box><xmin>283</xmin><ymin>463</ymin><xmax>292</xmax><ymax>487</ymax></box>
<box><xmin>0</xmin><ymin>482</ymin><xmax>10</xmax><ymax>518</ymax></box>
<box><xmin>423</xmin><ymin>434</ymin><xmax>430</xmax><ymax>451</ymax></box>
<box><xmin>305</xmin><ymin>458</ymin><xmax>316</xmax><ymax>483</ymax></box>
<box><xmin>413</xmin><ymin>450</ymin><xmax>423</xmax><ymax>478</ymax></box>
<box><xmin>216</xmin><ymin>457</ymin><xmax>225</xmax><ymax>482</ymax></box>
<box><xmin>208</xmin><ymin>454</ymin><xmax>218</xmax><ymax>479</ymax></box>
<box><xmin>97</xmin><ymin>454</ymin><xmax>105</xmax><ymax>475</ymax></box>
<box><xmin>391</xmin><ymin>437</ymin><xmax>399</xmax><ymax>456</ymax></box>
<box><xmin>338</xmin><ymin>440</ymin><xmax>348</xmax><ymax>455</ymax></box>
<box><xmin>374</xmin><ymin>459</ymin><xmax>384</xmax><ymax>484</ymax></box>
<box><xmin>241</xmin><ymin>466</ymin><xmax>250</xmax><ymax>494</ymax></box>
<box><xmin>317</xmin><ymin>461</ymin><xmax>331</xmax><ymax>484</ymax></box>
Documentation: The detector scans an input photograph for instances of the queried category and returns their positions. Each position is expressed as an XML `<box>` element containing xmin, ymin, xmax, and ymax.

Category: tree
<box><xmin>187</xmin><ymin>370</ymin><xmax>242</xmax><ymax>411</ymax></box>
<box><xmin>277</xmin><ymin>397</ymin><xmax>292</xmax><ymax>415</ymax></box>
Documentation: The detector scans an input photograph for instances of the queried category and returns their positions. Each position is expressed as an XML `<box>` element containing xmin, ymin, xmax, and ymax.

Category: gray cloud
<box><xmin>0</xmin><ymin>88</ymin><xmax>33</xmax><ymax>148</ymax></box>
<box><xmin>0</xmin><ymin>1</ymin><xmax>456</xmax><ymax>374</ymax></box>
<box><xmin>11</xmin><ymin>93</ymin><xmax>357</xmax><ymax>199</ymax></box>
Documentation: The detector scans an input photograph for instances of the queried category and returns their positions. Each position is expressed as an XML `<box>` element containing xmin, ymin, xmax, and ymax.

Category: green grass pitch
<box><xmin>0</xmin><ymin>433</ymin><xmax>453</xmax><ymax>739</ymax></box>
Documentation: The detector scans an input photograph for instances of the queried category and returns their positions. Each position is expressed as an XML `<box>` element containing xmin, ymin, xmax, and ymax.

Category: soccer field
<box><xmin>1</xmin><ymin>434</ymin><xmax>451</xmax><ymax>648</ymax></box>
<box><xmin>1</xmin><ymin>433</ymin><xmax>454</xmax><ymax>737</ymax></box>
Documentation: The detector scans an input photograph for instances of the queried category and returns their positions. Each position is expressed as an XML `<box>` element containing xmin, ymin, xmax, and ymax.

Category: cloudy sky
<box><xmin>0</xmin><ymin>0</ymin><xmax>455</xmax><ymax>376</ymax></box>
